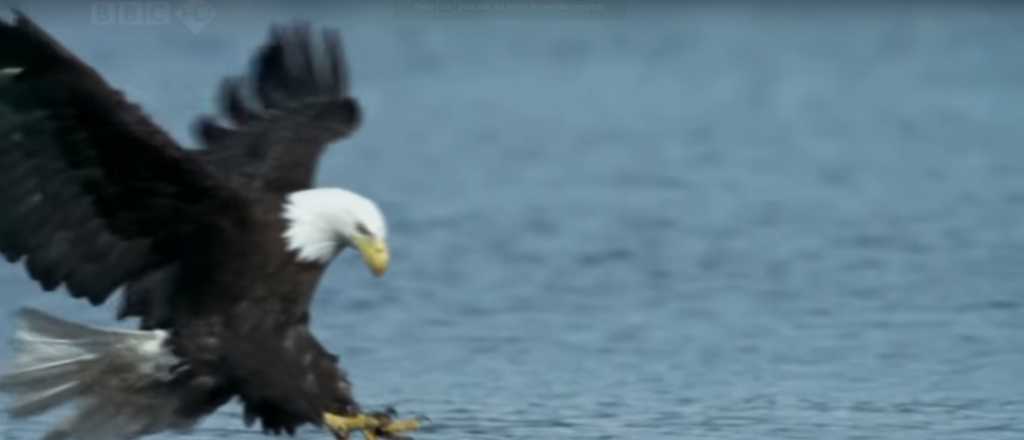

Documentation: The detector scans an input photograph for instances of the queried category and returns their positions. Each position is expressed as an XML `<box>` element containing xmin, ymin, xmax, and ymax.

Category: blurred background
<box><xmin>2</xmin><ymin>1</ymin><xmax>1023</xmax><ymax>439</ymax></box>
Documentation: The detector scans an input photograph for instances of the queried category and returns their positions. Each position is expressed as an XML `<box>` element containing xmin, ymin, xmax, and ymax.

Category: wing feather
<box><xmin>194</xmin><ymin>21</ymin><xmax>361</xmax><ymax>192</ymax></box>
<box><xmin>0</xmin><ymin>12</ymin><xmax>245</xmax><ymax>314</ymax></box>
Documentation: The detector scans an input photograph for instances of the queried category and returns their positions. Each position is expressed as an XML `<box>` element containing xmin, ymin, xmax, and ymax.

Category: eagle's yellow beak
<box><xmin>352</xmin><ymin>235</ymin><xmax>389</xmax><ymax>277</ymax></box>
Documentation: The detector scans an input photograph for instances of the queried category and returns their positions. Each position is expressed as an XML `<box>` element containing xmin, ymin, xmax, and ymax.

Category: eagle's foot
<box><xmin>323</xmin><ymin>409</ymin><xmax>424</xmax><ymax>440</ymax></box>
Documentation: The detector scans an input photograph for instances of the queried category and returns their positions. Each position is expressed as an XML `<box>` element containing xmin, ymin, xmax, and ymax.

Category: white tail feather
<box><xmin>0</xmin><ymin>308</ymin><xmax>195</xmax><ymax>440</ymax></box>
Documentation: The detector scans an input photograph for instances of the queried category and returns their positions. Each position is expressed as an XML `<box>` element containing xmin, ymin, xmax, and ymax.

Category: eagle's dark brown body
<box><xmin>0</xmin><ymin>11</ymin><xmax>369</xmax><ymax>436</ymax></box>
<box><xmin>159</xmin><ymin>195</ymin><xmax>357</xmax><ymax>433</ymax></box>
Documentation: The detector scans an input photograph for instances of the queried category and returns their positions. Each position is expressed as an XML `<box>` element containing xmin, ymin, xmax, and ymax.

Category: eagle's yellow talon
<box><xmin>381</xmin><ymin>418</ymin><xmax>422</xmax><ymax>434</ymax></box>
<box><xmin>323</xmin><ymin>413</ymin><xmax>380</xmax><ymax>431</ymax></box>
<box><xmin>323</xmin><ymin>412</ymin><xmax>422</xmax><ymax>439</ymax></box>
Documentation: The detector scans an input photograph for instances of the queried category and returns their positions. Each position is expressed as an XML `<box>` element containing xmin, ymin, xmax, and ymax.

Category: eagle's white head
<box><xmin>281</xmin><ymin>188</ymin><xmax>389</xmax><ymax>275</ymax></box>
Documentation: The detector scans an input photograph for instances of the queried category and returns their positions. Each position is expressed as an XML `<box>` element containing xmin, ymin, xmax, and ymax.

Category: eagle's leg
<box><xmin>323</xmin><ymin>411</ymin><xmax>422</xmax><ymax>439</ymax></box>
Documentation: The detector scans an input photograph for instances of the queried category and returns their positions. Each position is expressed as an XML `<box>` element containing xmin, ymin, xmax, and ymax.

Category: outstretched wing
<box><xmin>194</xmin><ymin>22</ymin><xmax>361</xmax><ymax>193</ymax></box>
<box><xmin>0</xmin><ymin>13</ymin><xmax>245</xmax><ymax>313</ymax></box>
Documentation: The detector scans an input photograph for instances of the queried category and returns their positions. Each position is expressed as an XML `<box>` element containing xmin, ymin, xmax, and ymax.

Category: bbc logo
<box><xmin>91</xmin><ymin>2</ymin><xmax>172</xmax><ymax>25</ymax></box>
<box><xmin>90</xmin><ymin>0</ymin><xmax>215</xmax><ymax>33</ymax></box>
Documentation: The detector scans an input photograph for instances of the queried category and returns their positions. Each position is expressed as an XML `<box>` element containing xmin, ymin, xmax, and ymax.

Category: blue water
<box><xmin>2</xmin><ymin>2</ymin><xmax>1024</xmax><ymax>439</ymax></box>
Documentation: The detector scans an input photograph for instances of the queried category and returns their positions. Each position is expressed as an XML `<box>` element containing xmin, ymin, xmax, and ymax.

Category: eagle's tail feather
<box><xmin>0</xmin><ymin>355</ymin><xmax>96</xmax><ymax>391</ymax></box>
<box><xmin>0</xmin><ymin>308</ymin><xmax>195</xmax><ymax>440</ymax></box>
<box><xmin>7</xmin><ymin>380</ymin><xmax>84</xmax><ymax>418</ymax></box>
<box><xmin>0</xmin><ymin>309</ymin><xmax>111</xmax><ymax>417</ymax></box>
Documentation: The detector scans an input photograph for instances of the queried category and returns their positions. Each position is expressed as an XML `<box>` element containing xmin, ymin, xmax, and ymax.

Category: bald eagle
<box><xmin>0</xmin><ymin>11</ymin><xmax>420</xmax><ymax>440</ymax></box>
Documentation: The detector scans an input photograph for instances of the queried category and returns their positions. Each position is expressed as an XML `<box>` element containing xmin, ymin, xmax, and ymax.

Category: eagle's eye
<box><xmin>355</xmin><ymin>222</ymin><xmax>371</xmax><ymax>236</ymax></box>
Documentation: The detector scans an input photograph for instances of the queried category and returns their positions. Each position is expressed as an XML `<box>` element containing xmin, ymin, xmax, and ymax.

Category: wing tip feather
<box><xmin>194</xmin><ymin>21</ymin><xmax>359</xmax><ymax>153</ymax></box>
